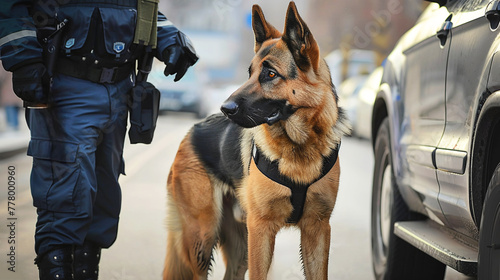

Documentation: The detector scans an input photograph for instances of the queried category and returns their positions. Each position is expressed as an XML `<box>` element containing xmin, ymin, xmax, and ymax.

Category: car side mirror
<box><xmin>425</xmin><ymin>0</ymin><xmax>447</xmax><ymax>6</ymax></box>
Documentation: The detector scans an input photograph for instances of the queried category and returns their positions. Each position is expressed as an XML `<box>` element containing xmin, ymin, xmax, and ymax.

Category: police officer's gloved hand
<box><xmin>12</xmin><ymin>63</ymin><xmax>50</xmax><ymax>105</ymax></box>
<box><xmin>163</xmin><ymin>31</ymin><xmax>199</xmax><ymax>82</ymax></box>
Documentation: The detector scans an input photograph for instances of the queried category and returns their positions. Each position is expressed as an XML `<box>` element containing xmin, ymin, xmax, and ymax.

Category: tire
<box><xmin>371</xmin><ymin>118</ymin><xmax>446</xmax><ymax>280</ymax></box>
<box><xmin>478</xmin><ymin>163</ymin><xmax>500</xmax><ymax>280</ymax></box>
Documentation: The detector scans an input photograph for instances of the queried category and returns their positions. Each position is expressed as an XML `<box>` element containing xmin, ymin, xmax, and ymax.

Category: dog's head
<box><xmin>221</xmin><ymin>2</ymin><xmax>336</xmax><ymax>133</ymax></box>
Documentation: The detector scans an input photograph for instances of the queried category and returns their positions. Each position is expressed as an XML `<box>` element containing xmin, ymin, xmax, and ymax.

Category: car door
<box><xmin>398</xmin><ymin>4</ymin><xmax>451</xmax><ymax>223</ymax></box>
<box><xmin>436</xmin><ymin>0</ymin><xmax>492</xmax><ymax>236</ymax></box>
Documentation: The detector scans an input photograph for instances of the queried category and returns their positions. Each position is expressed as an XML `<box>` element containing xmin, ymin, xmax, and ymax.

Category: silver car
<box><xmin>371</xmin><ymin>1</ymin><xmax>500</xmax><ymax>279</ymax></box>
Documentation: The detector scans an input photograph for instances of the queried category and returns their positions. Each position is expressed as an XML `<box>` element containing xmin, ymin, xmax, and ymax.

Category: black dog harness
<box><xmin>252</xmin><ymin>143</ymin><xmax>340</xmax><ymax>223</ymax></box>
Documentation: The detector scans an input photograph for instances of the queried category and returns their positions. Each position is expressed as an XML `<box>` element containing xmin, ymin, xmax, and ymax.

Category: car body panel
<box><xmin>436</xmin><ymin>2</ymin><xmax>492</xmax><ymax>238</ymax></box>
<box><xmin>380</xmin><ymin>3</ymin><xmax>451</xmax><ymax>224</ymax></box>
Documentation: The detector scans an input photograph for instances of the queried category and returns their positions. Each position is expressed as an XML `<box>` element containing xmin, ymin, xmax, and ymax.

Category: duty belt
<box><xmin>55</xmin><ymin>58</ymin><xmax>133</xmax><ymax>84</ymax></box>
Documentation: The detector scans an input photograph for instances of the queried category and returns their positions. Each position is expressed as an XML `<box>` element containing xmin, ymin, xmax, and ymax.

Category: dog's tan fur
<box><xmin>163</xmin><ymin>2</ymin><xmax>350</xmax><ymax>279</ymax></box>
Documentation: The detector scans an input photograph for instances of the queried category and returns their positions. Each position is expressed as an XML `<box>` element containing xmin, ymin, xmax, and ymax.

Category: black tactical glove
<box><xmin>163</xmin><ymin>31</ymin><xmax>199</xmax><ymax>82</ymax></box>
<box><xmin>12</xmin><ymin>63</ymin><xmax>50</xmax><ymax>105</ymax></box>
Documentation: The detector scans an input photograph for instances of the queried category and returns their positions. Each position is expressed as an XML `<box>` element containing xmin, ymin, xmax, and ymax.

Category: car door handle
<box><xmin>486</xmin><ymin>0</ymin><xmax>500</xmax><ymax>31</ymax></box>
<box><xmin>437</xmin><ymin>15</ymin><xmax>453</xmax><ymax>47</ymax></box>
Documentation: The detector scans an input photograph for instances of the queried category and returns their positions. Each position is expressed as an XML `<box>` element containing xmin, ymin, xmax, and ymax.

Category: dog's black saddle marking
<box><xmin>252</xmin><ymin>143</ymin><xmax>340</xmax><ymax>224</ymax></box>
<box><xmin>191</xmin><ymin>114</ymin><xmax>244</xmax><ymax>188</ymax></box>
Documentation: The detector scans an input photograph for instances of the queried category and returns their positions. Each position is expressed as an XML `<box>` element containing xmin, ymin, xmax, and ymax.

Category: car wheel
<box><xmin>478</xmin><ymin>163</ymin><xmax>500</xmax><ymax>279</ymax></box>
<box><xmin>371</xmin><ymin>118</ymin><xmax>445</xmax><ymax>280</ymax></box>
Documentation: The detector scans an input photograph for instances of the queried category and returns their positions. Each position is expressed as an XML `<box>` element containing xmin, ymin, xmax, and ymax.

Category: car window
<box><xmin>446</xmin><ymin>0</ymin><xmax>489</xmax><ymax>13</ymax></box>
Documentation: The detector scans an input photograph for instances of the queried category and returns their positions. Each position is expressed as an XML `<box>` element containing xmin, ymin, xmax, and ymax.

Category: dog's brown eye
<box><xmin>268</xmin><ymin>71</ymin><xmax>276</xmax><ymax>78</ymax></box>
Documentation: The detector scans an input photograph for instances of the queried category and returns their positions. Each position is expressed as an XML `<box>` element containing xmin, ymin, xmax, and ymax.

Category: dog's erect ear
<box><xmin>252</xmin><ymin>5</ymin><xmax>281</xmax><ymax>53</ymax></box>
<box><xmin>282</xmin><ymin>1</ymin><xmax>320</xmax><ymax>72</ymax></box>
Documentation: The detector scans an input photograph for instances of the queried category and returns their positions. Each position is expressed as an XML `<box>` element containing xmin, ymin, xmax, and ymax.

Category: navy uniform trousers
<box><xmin>27</xmin><ymin>72</ymin><xmax>134</xmax><ymax>256</ymax></box>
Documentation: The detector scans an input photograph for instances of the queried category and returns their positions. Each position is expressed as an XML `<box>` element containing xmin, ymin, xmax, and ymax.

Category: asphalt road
<box><xmin>0</xmin><ymin>113</ymin><xmax>474</xmax><ymax>279</ymax></box>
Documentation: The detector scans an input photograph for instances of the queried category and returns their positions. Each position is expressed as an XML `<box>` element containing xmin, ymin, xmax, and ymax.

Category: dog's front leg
<box><xmin>247</xmin><ymin>214</ymin><xmax>279</xmax><ymax>280</ymax></box>
<box><xmin>300</xmin><ymin>219</ymin><xmax>331</xmax><ymax>279</ymax></box>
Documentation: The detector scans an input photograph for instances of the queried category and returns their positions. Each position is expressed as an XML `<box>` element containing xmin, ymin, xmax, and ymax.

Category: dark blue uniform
<box><xmin>0</xmin><ymin>1</ymin><xmax>196</xmax><ymax>279</ymax></box>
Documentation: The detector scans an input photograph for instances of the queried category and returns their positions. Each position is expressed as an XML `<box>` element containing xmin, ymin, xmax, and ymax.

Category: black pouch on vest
<box><xmin>128</xmin><ymin>81</ymin><xmax>160</xmax><ymax>144</ymax></box>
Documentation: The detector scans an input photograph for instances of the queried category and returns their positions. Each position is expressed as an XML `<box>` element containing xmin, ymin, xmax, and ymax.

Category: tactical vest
<box><xmin>67</xmin><ymin>0</ymin><xmax>158</xmax><ymax>48</ymax></box>
<box><xmin>41</xmin><ymin>0</ymin><xmax>159</xmax><ymax>82</ymax></box>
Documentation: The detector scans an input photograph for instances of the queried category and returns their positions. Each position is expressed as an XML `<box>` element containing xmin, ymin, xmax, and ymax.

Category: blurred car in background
<box><xmin>353</xmin><ymin>66</ymin><xmax>383</xmax><ymax>140</ymax></box>
<box><xmin>337</xmin><ymin>74</ymin><xmax>369</xmax><ymax>136</ymax></box>
<box><xmin>148</xmin><ymin>64</ymin><xmax>208</xmax><ymax>119</ymax></box>
<box><xmin>325</xmin><ymin>49</ymin><xmax>376</xmax><ymax>88</ymax></box>
<box><xmin>200</xmin><ymin>83</ymin><xmax>241</xmax><ymax>117</ymax></box>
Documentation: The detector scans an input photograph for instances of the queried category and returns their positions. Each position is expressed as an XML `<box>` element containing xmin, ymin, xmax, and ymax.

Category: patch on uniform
<box><xmin>113</xmin><ymin>42</ymin><xmax>125</xmax><ymax>53</ymax></box>
<box><xmin>65</xmin><ymin>38</ymin><xmax>75</xmax><ymax>49</ymax></box>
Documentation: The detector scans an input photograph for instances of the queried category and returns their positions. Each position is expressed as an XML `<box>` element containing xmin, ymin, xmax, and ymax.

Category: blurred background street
<box><xmin>0</xmin><ymin>0</ymin><xmax>477</xmax><ymax>279</ymax></box>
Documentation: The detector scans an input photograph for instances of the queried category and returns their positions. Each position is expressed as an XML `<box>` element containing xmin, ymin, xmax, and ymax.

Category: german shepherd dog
<box><xmin>163</xmin><ymin>2</ymin><xmax>350</xmax><ymax>279</ymax></box>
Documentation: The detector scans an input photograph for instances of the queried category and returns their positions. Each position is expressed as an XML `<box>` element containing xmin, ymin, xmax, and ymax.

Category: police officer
<box><xmin>0</xmin><ymin>1</ymin><xmax>197</xmax><ymax>279</ymax></box>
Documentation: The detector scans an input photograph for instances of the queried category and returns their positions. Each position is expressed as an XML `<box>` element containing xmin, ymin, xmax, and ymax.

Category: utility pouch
<box><xmin>128</xmin><ymin>81</ymin><xmax>160</xmax><ymax>144</ymax></box>
<box><xmin>134</xmin><ymin>0</ymin><xmax>159</xmax><ymax>48</ymax></box>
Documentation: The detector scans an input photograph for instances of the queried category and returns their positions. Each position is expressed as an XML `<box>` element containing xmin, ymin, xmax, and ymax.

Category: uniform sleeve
<box><xmin>155</xmin><ymin>11</ymin><xmax>179</xmax><ymax>62</ymax></box>
<box><xmin>0</xmin><ymin>0</ymin><xmax>43</xmax><ymax>71</ymax></box>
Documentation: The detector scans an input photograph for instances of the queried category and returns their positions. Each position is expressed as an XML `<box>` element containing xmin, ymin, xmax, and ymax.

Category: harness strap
<box><xmin>252</xmin><ymin>143</ymin><xmax>340</xmax><ymax>223</ymax></box>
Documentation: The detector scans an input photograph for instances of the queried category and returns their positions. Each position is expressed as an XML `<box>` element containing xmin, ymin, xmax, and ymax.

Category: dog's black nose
<box><xmin>221</xmin><ymin>101</ymin><xmax>239</xmax><ymax>116</ymax></box>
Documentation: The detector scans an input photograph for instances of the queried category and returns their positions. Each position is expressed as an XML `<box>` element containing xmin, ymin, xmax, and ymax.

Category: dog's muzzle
<box><xmin>221</xmin><ymin>98</ymin><xmax>296</xmax><ymax>128</ymax></box>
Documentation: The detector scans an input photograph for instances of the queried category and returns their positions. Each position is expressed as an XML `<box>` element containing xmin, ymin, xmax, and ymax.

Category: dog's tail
<box><xmin>163</xmin><ymin>194</ymin><xmax>194</xmax><ymax>280</ymax></box>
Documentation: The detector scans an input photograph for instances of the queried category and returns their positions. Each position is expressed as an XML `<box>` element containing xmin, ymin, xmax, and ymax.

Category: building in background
<box><xmin>159</xmin><ymin>0</ymin><xmax>427</xmax><ymax>84</ymax></box>
<box><xmin>307</xmin><ymin>0</ymin><xmax>427</xmax><ymax>66</ymax></box>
